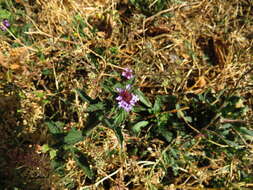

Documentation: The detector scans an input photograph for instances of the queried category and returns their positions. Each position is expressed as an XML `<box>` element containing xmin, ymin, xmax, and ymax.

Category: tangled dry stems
<box><xmin>0</xmin><ymin>0</ymin><xmax>252</xmax><ymax>189</ymax></box>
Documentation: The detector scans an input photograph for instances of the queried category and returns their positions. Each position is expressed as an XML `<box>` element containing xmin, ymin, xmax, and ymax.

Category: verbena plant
<box><xmin>44</xmin><ymin>68</ymin><xmax>252</xmax><ymax>186</ymax></box>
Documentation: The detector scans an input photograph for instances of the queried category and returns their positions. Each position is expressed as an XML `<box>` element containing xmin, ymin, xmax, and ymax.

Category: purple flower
<box><xmin>116</xmin><ymin>85</ymin><xmax>139</xmax><ymax>112</ymax></box>
<box><xmin>0</xmin><ymin>19</ymin><xmax>10</xmax><ymax>31</ymax></box>
<box><xmin>0</xmin><ymin>26</ymin><xmax>5</xmax><ymax>31</ymax></box>
<box><xmin>122</xmin><ymin>68</ymin><xmax>134</xmax><ymax>79</ymax></box>
<box><xmin>3</xmin><ymin>19</ymin><xmax>10</xmax><ymax>28</ymax></box>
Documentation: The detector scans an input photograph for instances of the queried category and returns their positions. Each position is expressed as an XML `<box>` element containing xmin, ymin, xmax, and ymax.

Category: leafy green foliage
<box><xmin>113</xmin><ymin>109</ymin><xmax>128</xmax><ymax>126</ymax></box>
<box><xmin>64</xmin><ymin>129</ymin><xmax>83</xmax><ymax>145</ymax></box>
<box><xmin>46</xmin><ymin>121</ymin><xmax>64</xmax><ymax>135</ymax></box>
<box><xmin>45</xmin><ymin>121</ymin><xmax>92</xmax><ymax>180</ymax></box>
<box><xmin>72</xmin><ymin>14</ymin><xmax>89</xmax><ymax>38</ymax></box>
<box><xmin>0</xmin><ymin>9</ymin><xmax>11</xmax><ymax>19</ymax></box>
<box><xmin>221</xmin><ymin>96</ymin><xmax>248</xmax><ymax>119</ymax></box>
<box><xmin>129</xmin><ymin>0</ymin><xmax>169</xmax><ymax>16</ymax></box>
<box><xmin>72</xmin><ymin>149</ymin><xmax>94</xmax><ymax>180</ymax></box>
<box><xmin>134</xmin><ymin>89</ymin><xmax>152</xmax><ymax>108</ymax></box>
<box><xmin>86</xmin><ymin>102</ymin><xmax>105</xmax><ymax>112</ymax></box>
<box><xmin>132</xmin><ymin>121</ymin><xmax>149</xmax><ymax>134</ymax></box>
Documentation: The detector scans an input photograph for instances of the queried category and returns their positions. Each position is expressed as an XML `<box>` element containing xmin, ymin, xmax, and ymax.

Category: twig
<box><xmin>207</xmin><ymin>139</ymin><xmax>229</xmax><ymax>148</ymax></box>
<box><xmin>229</xmin><ymin>66</ymin><xmax>253</xmax><ymax>95</ymax></box>
<box><xmin>220</xmin><ymin>118</ymin><xmax>251</xmax><ymax>124</ymax></box>
<box><xmin>142</xmin><ymin>106</ymin><xmax>190</xmax><ymax>120</ymax></box>
<box><xmin>52</xmin><ymin>63</ymin><xmax>59</xmax><ymax>91</ymax></box>
<box><xmin>95</xmin><ymin>168</ymin><xmax>121</xmax><ymax>187</ymax></box>
<box><xmin>144</xmin><ymin>2</ymin><xmax>200</xmax><ymax>25</ymax></box>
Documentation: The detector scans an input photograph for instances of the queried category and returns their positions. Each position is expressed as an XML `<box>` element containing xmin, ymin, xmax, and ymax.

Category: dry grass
<box><xmin>0</xmin><ymin>0</ymin><xmax>253</xmax><ymax>189</ymax></box>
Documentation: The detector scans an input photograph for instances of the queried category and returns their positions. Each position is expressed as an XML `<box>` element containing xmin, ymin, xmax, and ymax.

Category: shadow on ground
<box><xmin>0</xmin><ymin>95</ymin><xmax>51</xmax><ymax>190</ymax></box>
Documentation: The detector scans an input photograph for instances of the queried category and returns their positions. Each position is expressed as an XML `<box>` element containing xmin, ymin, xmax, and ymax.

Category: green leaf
<box><xmin>102</xmin><ymin>118</ymin><xmax>124</xmax><ymax>147</ymax></box>
<box><xmin>87</xmin><ymin>102</ymin><xmax>105</xmax><ymax>112</ymax></box>
<box><xmin>41</xmin><ymin>144</ymin><xmax>50</xmax><ymax>153</ymax></box>
<box><xmin>153</xmin><ymin>96</ymin><xmax>162</xmax><ymax>113</ymax></box>
<box><xmin>220</xmin><ymin>123</ymin><xmax>233</xmax><ymax>129</ymax></box>
<box><xmin>132</xmin><ymin>121</ymin><xmax>149</xmax><ymax>134</ymax></box>
<box><xmin>72</xmin><ymin>150</ymin><xmax>94</xmax><ymax>179</ymax></box>
<box><xmin>158</xmin><ymin>126</ymin><xmax>173</xmax><ymax>143</ymax></box>
<box><xmin>114</xmin><ymin>109</ymin><xmax>127</xmax><ymax>126</ymax></box>
<box><xmin>224</xmin><ymin>139</ymin><xmax>240</xmax><ymax>148</ymax></box>
<box><xmin>32</xmin><ymin>91</ymin><xmax>45</xmax><ymax>98</ymax></box>
<box><xmin>237</xmin><ymin>127</ymin><xmax>253</xmax><ymax>136</ymax></box>
<box><xmin>102</xmin><ymin>118</ymin><xmax>114</xmax><ymax>129</ymax></box>
<box><xmin>64</xmin><ymin>129</ymin><xmax>83</xmax><ymax>145</ymax></box>
<box><xmin>46</xmin><ymin>121</ymin><xmax>64</xmax><ymax>134</ymax></box>
<box><xmin>170</xmin><ymin>149</ymin><xmax>179</xmax><ymax>159</ymax></box>
<box><xmin>75</xmin><ymin>89</ymin><xmax>93</xmax><ymax>103</ymax></box>
<box><xmin>153</xmin><ymin>95</ymin><xmax>177</xmax><ymax>114</ymax></box>
<box><xmin>114</xmin><ymin>127</ymin><xmax>124</xmax><ymax>148</ymax></box>
<box><xmin>50</xmin><ymin>158</ymin><xmax>66</xmax><ymax>175</ymax></box>
<box><xmin>49</xmin><ymin>149</ymin><xmax>57</xmax><ymax>159</ymax></box>
<box><xmin>135</xmin><ymin>89</ymin><xmax>152</xmax><ymax>107</ymax></box>
<box><xmin>0</xmin><ymin>9</ymin><xmax>11</xmax><ymax>19</ymax></box>
<box><xmin>162</xmin><ymin>130</ymin><xmax>173</xmax><ymax>143</ymax></box>
<box><xmin>184</xmin><ymin>116</ymin><xmax>192</xmax><ymax>123</ymax></box>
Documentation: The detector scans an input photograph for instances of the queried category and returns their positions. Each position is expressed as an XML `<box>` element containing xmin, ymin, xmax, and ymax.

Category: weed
<box><xmin>0</xmin><ymin>0</ymin><xmax>252</xmax><ymax>189</ymax></box>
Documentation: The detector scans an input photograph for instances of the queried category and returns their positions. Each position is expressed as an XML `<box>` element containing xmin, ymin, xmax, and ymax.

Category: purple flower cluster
<box><xmin>116</xmin><ymin>84</ymin><xmax>139</xmax><ymax>112</ymax></box>
<box><xmin>122</xmin><ymin>68</ymin><xmax>134</xmax><ymax>80</ymax></box>
<box><xmin>0</xmin><ymin>19</ymin><xmax>10</xmax><ymax>31</ymax></box>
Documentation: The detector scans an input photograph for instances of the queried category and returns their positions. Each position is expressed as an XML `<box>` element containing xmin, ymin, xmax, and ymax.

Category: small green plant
<box><xmin>45</xmin><ymin>67</ymin><xmax>253</xmax><ymax>188</ymax></box>
<box><xmin>45</xmin><ymin>68</ymin><xmax>140</xmax><ymax>182</ymax></box>
<box><xmin>129</xmin><ymin>0</ymin><xmax>169</xmax><ymax>16</ymax></box>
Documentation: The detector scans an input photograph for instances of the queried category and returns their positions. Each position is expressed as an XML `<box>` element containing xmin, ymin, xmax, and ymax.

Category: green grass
<box><xmin>0</xmin><ymin>0</ymin><xmax>253</xmax><ymax>189</ymax></box>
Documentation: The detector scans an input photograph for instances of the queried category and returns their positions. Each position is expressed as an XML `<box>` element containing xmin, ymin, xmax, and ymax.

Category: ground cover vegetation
<box><xmin>0</xmin><ymin>0</ymin><xmax>253</xmax><ymax>189</ymax></box>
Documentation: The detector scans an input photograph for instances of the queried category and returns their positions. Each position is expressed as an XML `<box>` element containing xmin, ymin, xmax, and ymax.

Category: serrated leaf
<box><xmin>153</xmin><ymin>96</ymin><xmax>162</xmax><ymax>113</ymax></box>
<box><xmin>87</xmin><ymin>102</ymin><xmax>105</xmax><ymax>112</ymax></box>
<box><xmin>114</xmin><ymin>109</ymin><xmax>127</xmax><ymax>126</ymax></box>
<box><xmin>162</xmin><ymin>130</ymin><xmax>173</xmax><ymax>143</ymax></box>
<box><xmin>73</xmin><ymin>150</ymin><xmax>94</xmax><ymax>179</ymax></box>
<box><xmin>64</xmin><ymin>129</ymin><xmax>83</xmax><ymax>145</ymax></box>
<box><xmin>184</xmin><ymin>116</ymin><xmax>192</xmax><ymax>123</ymax></box>
<box><xmin>237</xmin><ymin>127</ymin><xmax>253</xmax><ymax>136</ymax></box>
<box><xmin>153</xmin><ymin>95</ymin><xmax>170</xmax><ymax>113</ymax></box>
<box><xmin>170</xmin><ymin>148</ymin><xmax>179</xmax><ymax>159</ymax></box>
<box><xmin>135</xmin><ymin>89</ymin><xmax>152</xmax><ymax>107</ymax></box>
<box><xmin>132</xmin><ymin>121</ymin><xmax>149</xmax><ymax>134</ymax></box>
<box><xmin>41</xmin><ymin>144</ymin><xmax>50</xmax><ymax>153</ymax></box>
<box><xmin>158</xmin><ymin>126</ymin><xmax>173</xmax><ymax>143</ymax></box>
<box><xmin>46</xmin><ymin>121</ymin><xmax>63</xmax><ymax>134</ymax></box>
<box><xmin>49</xmin><ymin>149</ymin><xmax>57</xmax><ymax>159</ymax></box>
<box><xmin>235</xmin><ymin>99</ymin><xmax>244</xmax><ymax>108</ymax></box>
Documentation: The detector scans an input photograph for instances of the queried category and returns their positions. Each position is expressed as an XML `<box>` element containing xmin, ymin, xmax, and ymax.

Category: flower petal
<box><xmin>126</xmin><ymin>84</ymin><xmax>131</xmax><ymax>90</ymax></box>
